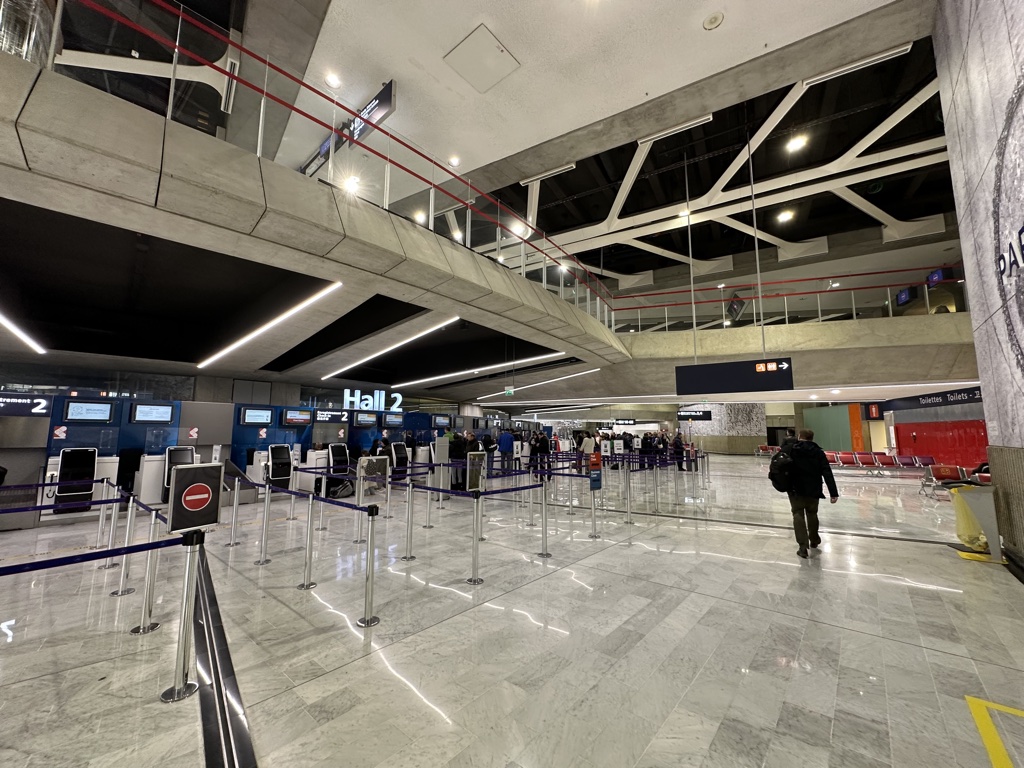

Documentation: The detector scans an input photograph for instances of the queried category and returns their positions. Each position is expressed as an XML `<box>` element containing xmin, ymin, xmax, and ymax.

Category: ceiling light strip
<box><xmin>529</xmin><ymin>404</ymin><xmax>602</xmax><ymax>416</ymax></box>
<box><xmin>519</xmin><ymin>163</ymin><xmax>577</xmax><ymax>186</ymax></box>
<box><xmin>393</xmin><ymin>352</ymin><xmax>566</xmax><ymax>388</ymax></box>
<box><xmin>803</xmin><ymin>43</ymin><xmax>913</xmax><ymax>87</ymax></box>
<box><xmin>638</xmin><ymin>114</ymin><xmax>713</xmax><ymax>145</ymax></box>
<box><xmin>197</xmin><ymin>282</ymin><xmax>342</xmax><ymax>369</ymax></box>
<box><xmin>322</xmin><ymin>315</ymin><xmax>459</xmax><ymax>380</ymax></box>
<box><xmin>478</xmin><ymin>368</ymin><xmax>601</xmax><ymax>400</ymax></box>
<box><xmin>0</xmin><ymin>309</ymin><xmax>46</xmax><ymax>355</ymax></box>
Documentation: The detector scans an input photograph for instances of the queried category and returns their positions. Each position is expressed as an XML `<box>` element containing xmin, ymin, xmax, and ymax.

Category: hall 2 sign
<box><xmin>340</xmin><ymin>389</ymin><xmax>404</xmax><ymax>412</ymax></box>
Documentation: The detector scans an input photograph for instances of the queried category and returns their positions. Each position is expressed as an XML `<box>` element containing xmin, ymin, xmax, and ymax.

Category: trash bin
<box><xmin>951</xmin><ymin>486</ymin><xmax>988</xmax><ymax>552</ymax></box>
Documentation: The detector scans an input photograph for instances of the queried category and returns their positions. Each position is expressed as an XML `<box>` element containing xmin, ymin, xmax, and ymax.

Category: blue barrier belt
<box><xmin>0</xmin><ymin>538</ymin><xmax>181</xmax><ymax>578</ymax></box>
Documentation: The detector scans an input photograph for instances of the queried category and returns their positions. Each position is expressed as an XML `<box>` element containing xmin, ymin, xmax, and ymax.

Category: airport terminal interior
<box><xmin>1</xmin><ymin>0</ymin><xmax>1024</xmax><ymax>766</ymax></box>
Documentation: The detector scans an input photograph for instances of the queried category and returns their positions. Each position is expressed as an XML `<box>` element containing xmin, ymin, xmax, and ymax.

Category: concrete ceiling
<box><xmin>272</xmin><ymin>0</ymin><xmax>906</xmax><ymax>176</ymax></box>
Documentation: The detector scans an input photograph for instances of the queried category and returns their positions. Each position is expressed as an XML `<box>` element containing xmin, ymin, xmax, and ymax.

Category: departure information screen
<box><xmin>64</xmin><ymin>401</ymin><xmax>114</xmax><ymax>423</ymax></box>
<box><xmin>240</xmin><ymin>408</ymin><xmax>273</xmax><ymax>425</ymax></box>
<box><xmin>131</xmin><ymin>404</ymin><xmax>174</xmax><ymax>423</ymax></box>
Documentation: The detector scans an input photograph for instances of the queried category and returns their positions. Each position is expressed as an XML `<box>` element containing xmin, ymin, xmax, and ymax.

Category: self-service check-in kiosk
<box><xmin>323</xmin><ymin>443</ymin><xmax>351</xmax><ymax>497</ymax></box>
<box><xmin>267</xmin><ymin>444</ymin><xmax>293</xmax><ymax>489</ymax></box>
<box><xmin>53</xmin><ymin>447</ymin><xmax>98</xmax><ymax>513</ymax></box>
<box><xmin>390</xmin><ymin>442</ymin><xmax>409</xmax><ymax>479</ymax></box>
<box><xmin>163</xmin><ymin>446</ymin><xmax>197</xmax><ymax>503</ymax></box>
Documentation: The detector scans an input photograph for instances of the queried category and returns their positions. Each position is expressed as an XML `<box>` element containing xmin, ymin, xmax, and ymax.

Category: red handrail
<box><xmin>75</xmin><ymin>0</ymin><xmax>613</xmax><ymax>305</ymax></box>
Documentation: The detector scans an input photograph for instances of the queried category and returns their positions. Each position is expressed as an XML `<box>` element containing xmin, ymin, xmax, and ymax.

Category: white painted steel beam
<box><xmin>832</xmin><ymin>187</ymin><xmax>946</xmax><ymax>242</ymax></box>
<box><xmin>718</xmin><ymin>216</ymin><xmax>829</xmax><ymax>261</ymax></box>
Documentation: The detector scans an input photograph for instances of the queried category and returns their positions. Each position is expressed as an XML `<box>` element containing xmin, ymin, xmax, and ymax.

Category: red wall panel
<box><xmin>893</xmin><ymin>420</ymin><xmax>988</xmax><ymax>467</ymax></box>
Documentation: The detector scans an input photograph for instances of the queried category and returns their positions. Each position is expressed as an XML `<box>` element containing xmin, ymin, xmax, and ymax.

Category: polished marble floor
<box><xmin>0</xmin><ymin>460</ymin><xmax>1017</xmax><ymax>767</ymax></box>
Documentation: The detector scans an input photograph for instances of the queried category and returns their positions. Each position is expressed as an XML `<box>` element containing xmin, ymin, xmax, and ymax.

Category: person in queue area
<box><xmin>536</xmin><ymin>429</ymin><xmax>551</xmax><ymax>479</ymax></box>
<box><xmin>450</xmin><ymin>430</ymin><xmax>466</xmax><ymax>490</ymax></box>
<box><xmin>579</xmin><ymin>431</ymin><xmax>596</xmax><ymax>474</ymax></box>
<box><xmin>498</xmin><ymin>428</ymin><xmax>515</xmax><ymax>474</ymax></box>
<box><xmin>672</xmin><ymin>431</ymin><xmax>686</xmax><ymax>470</ymax></box>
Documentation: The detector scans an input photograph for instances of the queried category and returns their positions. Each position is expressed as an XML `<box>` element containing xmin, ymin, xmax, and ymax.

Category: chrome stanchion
<box><xmin>225</xmin><ymin>477</ymin><xmax>241</xmax><ymax>547</ymax></box>
<box><xmin>297</xmin><ymin>494</ymin><xmax>317</xmax><ymax>590</ymax></box>
<box><xmin>654</xmin><ymin>462</ymin><xmax>661</xmax><ymax>513</ymax></box>
<box><xmin>566</xmin><ymin>475</ymin><xmax>577</xmax><ymax>515</ymax></box>
<box><xmin>357</xmin><ymin>505</ymin><xmax>380</xmax><ymax>628</ymax></box>
<box><xmin>423</xmin><ymin>484</ymin><xmax>434</xmax><ymax>529</ymax></box>
<box><xmin>111</xmin><ymin>496</ymin><xmax>138</xmax><ymax>596</ymax></box>
<box><xmin>353</xmin><ymin>478</ymin><xmax>367</xmax><ymax>544</ymax></box>
<box><xmin>254</xmin><ymin>483</ymin><xmax>272</xmax><ymax>566</ymax></box>
<box><xmin>401</xmin><ymin>485</ymin><xmax>416</xmax><ymax>562</ymax></box>
<box><xmin>538</xmin><ymin>490</ymin><xmax>552</xmax><ymax>559</ymax></box>
<box><xmin>99</xmin><ymin>488</ymin><xmax>121</xmax><ymax>570</ymax></box>
<box><xmin>478</xmin><ymin>495</ymin><xmax>487</xmax><ymax>541</ymax></box>
<box><xmin>383</xmin><ymin>468</ymin><xmax>393</xmax><ymax>519</ymax></box>
<box><xmin>525</xmin><ymin>477</ymin><xmax>537</xmax><ymax>527</ymax></box>
<box><xmin>131</xmin><ymin>507</ymin><xmax>161</xmax><ymax>635</ymax></box>
<box><xmin>467</xmin><ymin>491</ymin><xmax>484</xmax><ymax>585</ymax></box>
<box><xmin>94</xmin><ymin>482</ymin><xmax>109</xmax><ymax>549</ymax></box>
<box><xmin>161</xmin><ymin>530</ymin><xmax>203</xmax><ymax>702</ymax></box>
<box><xmin>286</xmin><ymin>490</ymin><xmax>298</xmax><ymax>520</ymax></box>
<box><xmin>588</xmin><ymin>488</ymin><xmax>600</xmax><ymax>539</ymax></box>
<box><xmin>316</xmin><ymin>497</ymin><xmax>327</xmax><ymax>531</ymax></box>
<box><xmin>625</xmin><ymin>468</ymin><xmax>635</xmax><ymax>525</ymax></box>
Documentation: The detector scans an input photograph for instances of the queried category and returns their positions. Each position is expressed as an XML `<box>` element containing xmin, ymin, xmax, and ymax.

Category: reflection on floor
<box><xmin>0</xmin><ymin>457</ymin><xmax>1015</xmax><ymax>768</ymax></box>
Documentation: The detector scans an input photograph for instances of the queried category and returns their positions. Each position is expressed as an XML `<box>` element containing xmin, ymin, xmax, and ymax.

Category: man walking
<box><xmin>780</xmin><ymin>428</ymin><xmax>798</xmax><ymax>451</ymax></box>
<box><xmin>787</xmin><ymin>429</ymin><xmax>839</xmax><ymax>558</ymax></box>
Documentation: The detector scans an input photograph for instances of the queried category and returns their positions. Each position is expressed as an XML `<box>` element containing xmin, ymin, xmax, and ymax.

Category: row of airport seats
<box><xmin>755</xmin><ymin>445</ymin><xmax>782</xmax><ymax>457</ymax></box>
<box><xmin>825</xmin><ymin>451</ymin><xmax>935</xmax><ymax>473</ymax></box>
<box><xmin>919</xmin><ymin>464</ymin><xmax>992</xmax><ymax>497</ymax></box>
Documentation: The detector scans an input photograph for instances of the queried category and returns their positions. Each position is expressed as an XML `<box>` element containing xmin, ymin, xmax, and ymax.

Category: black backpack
<box><xmin>768</xmin><ymin>449</ymin><xmax>794</xmax><ymax>493</ymax></box>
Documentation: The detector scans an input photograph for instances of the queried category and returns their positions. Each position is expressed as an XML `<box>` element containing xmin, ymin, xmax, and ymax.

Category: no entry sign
<box><xmin>168</xmin><ymin>463</ymin><xmax>224</xmax><ymax>534</ymax></box>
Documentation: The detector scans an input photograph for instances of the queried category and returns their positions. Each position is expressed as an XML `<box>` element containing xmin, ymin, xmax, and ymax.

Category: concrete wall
<box><xmin>684</xmin><ymin>403</ymin><xmax>766</xmax><ymax>455</ymax></box>
<box><xmin>934</xmin><ymin>0</ymin><xmax>1024</xmax><ymax>564</ymax></box>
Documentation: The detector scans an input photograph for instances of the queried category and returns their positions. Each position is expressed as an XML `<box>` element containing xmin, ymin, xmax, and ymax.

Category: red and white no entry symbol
<box><xmin>181</xmin><ymin>483</ymin><xmax>212</xmax><ymax>512</ymax></box>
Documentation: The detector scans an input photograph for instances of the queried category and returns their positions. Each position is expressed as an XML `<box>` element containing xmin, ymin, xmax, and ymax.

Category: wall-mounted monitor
<box><xmin>454</xmin><ymin>416</ymin><xmax>466</xmax><ymax>430</ymax></box>
<box><xmin>130</xmin><ymin>403</ymin><xmax>174</xmax><ymax>424</ymax></box>
<box><xmin>240</xmin><ymin>407</ymin><xmax>274</xmax><ymax>425</ymax></box>
<box><xmin>354</xmin><ymin>411</ymin><xmax>378</xmax><ymax>427</ymax></box>
<box><xmin>727</xmin><ymin>295</ymin><xmax>746</xmax><ymax>322</ymax></box>
<box><xmin>383</xmin><ymin>412</ymin><xmax>404</xmax><ymax>428</ymax></box>
<box><xmin>927</xmin><ymin>267</ymin><xmax>953</xmax><ymax>288</ymax></box>
<box><xmin>281</xmin><ymin>408</ymin><xmax>313</xmax><ymax>426</ymax></box>
<box><xmin>64</xmin><ymin>400</ymin><xmax>114</xmax><ymax>423</ymax></box>
<box><xmin>896</xmin><ymin>286</ymin><xmax>919</xmax><ymax>307</ymax></box>
<box><xmin>432</xmin><ymin>415</ymin><xmax>451</xmax><ymax>429</ymax></box>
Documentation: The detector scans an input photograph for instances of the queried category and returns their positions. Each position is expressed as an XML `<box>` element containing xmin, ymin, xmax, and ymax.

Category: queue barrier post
<box><xmin>525</xmin><ymin>473</ymin><xmax>537</xmax><ymax>527</ymax></box>
<box><xmin>538</xmin><ymin>488</ymin><xmax>552</xmax><ymax>559</ymax></box>
<box><xmin>654</xmin><ymin>462</ymin><xmax>661</xmax><ymax>513</ymax></box>
<box><xmin>225</xmin><ymin>477</ymin><xmax>241</xmax><ymax>547</ymax></box>
<box><xmin>423</xmin><ymin>483</ymin><xmax>434</xmax><ymax>529</ymax></box>
<box><xmin>589</xmin><ymin>487</ymin><xmax>600</xmax><ymax>539</ymax></box>
<box><xmin>401</xmin><ymin>485</ymin><xmax>416</xmax><ymax>562</ymax></box>
<box><xmin>357</xmin><ymin>505</ymin><xmax>380</xmax><ymax>628</ymax></box>
<box><xmin>254</xmin><ymin>483</ymin><xmax>272</xmax><ymax>566</ymax></box>
<box><xmin>383</xmin><ymin>467</ymin><xmax>393</xmax><ymax>519</ymax></box>
<box><xmin>316</xmin><ymin>496</ymin><xmax>327</xmax><ymax>531</ymax></box>
<box><xmin>130</xmin><ymin>506</ymin><xmax>162</xmax><ymax>635</ymax></box>
<box><xmin>94</xmin><ymin>482</ymin><xmax>109</xmax><ymax>550</ymax></box>
<box><xmin>160</xmin><ymin>529</ymin><xmax>203</xmax><ymax>703</ymax></box>
<box><xmin>467</xmin><ymin>491</ymin><xmax>484</xmax><ymax>585</ymax></box>
<box><xmin>99</xmin><ymin>487</ymin><xmax>121</xmax><ymax>570</ymax></box>
<box><xmin>625</xmin><ymin>465</ymin><xmax>635</xmax><ymax>525</ymax></box>
<box><xmin>286</xmin><ymin>491</ymin><xmax>298</xmax><ymax>521</ymax></box>
<box><xmin>111</xmin><ymin>496</ymin><xmax>138</xmax><ymax>596</ymax></box>
<box><xmin>297</xmin><ymin>494</ymin><xmax>317</xmax><ymax>590</ymax></box>
<box><xmin>353</xmin><ymin>477</ymin><xmax>367</xmax><ymax>544</ymax></box>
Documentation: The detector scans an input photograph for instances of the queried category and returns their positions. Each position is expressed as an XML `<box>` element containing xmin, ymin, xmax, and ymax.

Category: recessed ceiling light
<box><xmin>703</xmin><ymin>11</ymin><xmax>725</xmax><ymax>31</ymax></box>
<box><xmin>777</xmin><ymin>210</ymin><xmax>794</xmax><ymax>223</ymax></box>
<box><xmin>448</xmin><ymin>156</ymin><xmax>460</xmax><ymax>168</ymax></box>
<box><xmin>717</xmin><ymin>283</ymin><xmax>726</xmax><ymax>289</ymax></box>
<box><xmin>498</xmin><ymin>255</ymin><xmax>505</xmax><ymax>263</ymax></box>
<box><xmin>723</xmin><ymin>320</ymin><xmax>732</xmax><ymax>326</ymax></box>
<box><xmin>393</xmin><ymin>352</ymin><xmax>567</xmax><ymax>387</ymax></box>
<box><xmin>478</xmin><ymin>368</ymin><xmax>601</xmax><ymax>400</ymax></box>
<box><xmin>786</xmin><ymin>135</ymin><xmax>808</xmax><ymax>152</ymax></box>
<box><xmin>810</xmin><ymin>394</ymin><xmax>819</xmax><ymax>400</ymax></box>
<box><xmin>343</xmin><ymin>176</ymin><xmax>360</xmax><ymax>193</ymax></box>
<box><xmin>324</xmin><ymin>72</ymin><xmax>341</xmax><ymax>89</ymax></box>
<box><xmin>559</xmin><ymin>264</ymin><xmax>567</xmax><ymax>272</ymax></box>
<box><xmin>830</xmin><ymin>389</ymin><xmax>841</xmax><ymax>394</ymax></box>
<box><xmin>629</xmin><ymin>329</ymin><xmax>635</xmax><ymax>333</ymax></box>
<box><xmin>678</xmin><ymin>209</ymin><xmax>690</xmax><ymax>218</ymax></box>
<box><xmin>198</xmin><ymin>282</ymin><xmax>342</xmax><ymax>368</ymax></box>
<box><xmin>511</xmin><ymin>222</ymin><xmax>526</xmax><ymax>236</ymax></box>
<box><xmin>413</xmin><ymin>211</ymin><xmax>426</xmax><ymax>225</ymax></box>
<box><xmin>452</xmin><ymin>230</ymin><xmax>463</xmax><ymax>241</ymax></box>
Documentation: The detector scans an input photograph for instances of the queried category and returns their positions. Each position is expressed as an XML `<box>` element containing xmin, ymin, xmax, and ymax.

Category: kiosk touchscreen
<box><xmin>324</xmin><ymin>443</ymin><xmax>351</xmax><ymax>497</ymax></box>
<box><xmin>267</xmin><ymin>444</ymin><xmax>293</xmax><ymax>488</ymax></box>
<box><xmin>163</xmin><ymin>446</ymin><xmax>196</xmax><ymax>503</ymax></box>
<box><xmin>390</xmin><ymin>442</ymin><xmax>408</xmax><ymax>478</ymax></box>
<box><xmin>54</xmin><ymin>447</ymin><xmax>98</xmax><ymax>512</ymax></box>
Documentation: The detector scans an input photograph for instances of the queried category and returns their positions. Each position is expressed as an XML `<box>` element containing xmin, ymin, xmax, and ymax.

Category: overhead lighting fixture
<box><xmin>0</xmin><ymin>309</ymin><xmax>46</xmax><ymax>354</ymax></box>
<box><xmin>498</xmin><ymin>255</ymin><xmax>505</xmax><ymax>263</ymax></box>
<box><xmin>511</xmin><ymin>222</ymin><xmax>526</xmax><ymax>236</ymax></box>
<box><xmin>786</xmin><ymin>135</ymin><xmax>808</xmax><ymax>152</ymax></box>
<box><xmin>830</xmin><ymin>281</ymin><xmax>841</xmax><ymax>289</ymax></box>
<box><xmin>324</xmin><ymin>72</ymin><xmax>342</xmax><ymax>89</ymax></box>
<box><xmin>803</xmin><ymin>43</ymin><xmax>914</xmax><ymax>87</ymax></box>
<box><xmin>448</xmin><ymin>155</ymin><xmax>460</xmax><ymax>168</ymax></box>
<box><xmin>452</xmin><ymin>230</ymin><xmax>463</xmax><ymax>241</ymax></box>
<box><xmin>198</xmin><ymin>282</ymin><xmax>342</xmax><ymax>368</ymax></box>
<box><xmin>528</xmin><ymin>404</ymin><xmax>601</xmax><ymax>416</ymax></box>
<box><xmin>629</xmin><ymin>329</ymin><xmax>635</xmax><ymax>333</ymax></box>
<box><xmin>717</xmin><ymin>283</ymin><xmax>726</xmax><ymax>289</ymax></box>
<box><xmin>413</xmin><ymin>211</ymin><xmax>427</xmax><ymax>225</ymax></box>
<box><xmin>393</xmin><ymin>352</ymin><xmax>566</xmax><ymax>388</ymax></box>
<box><xmin>723</xmin><ymin>320</ymin><xmax>732</xmax><ymax>326</ymax></box>
<box><xmin>478</xmin><ymin>368</ymin><xmax>601</xmax><ymax>400</ymax></box>
<box><xmin>678</xmin><ymin>209</ymin><xmax>690</xmax><ymax>218</ymax></box>
<box><xmin>343</xmin><ymin>176</ymin><xmax>360</xmax><ymax>193</ymax></box>
<box><xmin>559</xmin><ymin>264</ymin><xmax>567</xmax><ymax>272</ymax></box>
<box><xmin>810</xmin><ymin>394</ymin><xmax>819</xmax><ymax>400</ymax></box>
<box><xmin>321</xmin><ymin>315</ymin><xmax>459</xmax><ymax>380</ymax></box>
<box><xmin>830</xmin><ymin>389</ymin><xmax>841</xmax><ymax>394</ymax></box>
<box><xmin>638</xmin><ymin>114</ymin><xmax>713</xmax><ymax>145</ymax></box>
<box><xmin>519</xmin><ymin>163</ymin><xmax>576</xmax><ymax>186</ymax></box>
<box><xmin>777</xmin><ymin>210</ymin><xmax>794</xmax><ymax>223</ymax></box>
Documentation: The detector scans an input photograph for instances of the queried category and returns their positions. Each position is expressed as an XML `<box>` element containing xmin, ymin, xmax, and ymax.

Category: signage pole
<box><xmin>746</xmin><ymin>136</ymin><xmax>767</xmax><ymax>357</ymax></box>
<box><xmin>467</xmin><ymin>491</ymin><xmax>484</xmax><ymax>585</ymax></box>
<box><xmin>357</xmin><ymin>506</ymin><xmax>380</xmax><ymax>628</ymax></box>
<box><xmin>130</xmin><ymin>507</ymin><xmax>161</xmax><ymax>635</ymax></box>
<box><xmin>111</xmin><ymin>496</ymin><xmax>138</xmax><ymax>596</ymax></box>
<box><xmin>297</xmin><ymin>494</ymin><xmax>317</xmax><ymax>590</ymax></box>
<box><xmin>685</xmin><ymin>152</ymin><xmax>697</xmax><ymax>364</ymax></box>
<box><xmin>537</xmin><ymin>490</ymin><xmax>552</xmax><ymax>559</ymax></box>
<box><xmin>225</xmin><ymin>477</ymin><xmax>240</xmax><ymax>547</ymax></box>
<box><xmin>254</xmin><ymin>483</ymin><xmax>272</xmax><ymax>566</ymax></box>
<box><xmin>401</xmin><ymin>485</ymin><xmax>416</xmax><ymax>561</ymax></box>
<box><xmin>161</xmin><ymin>530</ymin><xmax>203</xmax><ymax>703</ymax></box>
<box><xmin>588</xmin><ymin>488</ymin><xmax>600</xmax><ymax>539</ymax></box>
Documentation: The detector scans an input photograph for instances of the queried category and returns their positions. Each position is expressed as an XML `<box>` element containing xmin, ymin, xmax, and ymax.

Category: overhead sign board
<box><xmin>677</xmin><ymin>409</ymin><xmax>712</xmax><ymax>421</ymax></box>
<box><xmin>675</xmin><ymin>358</ymin><xmax>794</xmax><ymax>396</ymax></box>
<box><xmin>880</xmin><ymin>386</ymin><xmax>983</xmax><ymax>413</ymax></box>
<box><xmin>301</xmin><ymin>80</ymin><xmax>396</xmax><ymax>177</ymax></box>
<box><xmin>0</xmin><ymin>394</ymin><xmax>53</xmax><ymax>417</ymax></box>
<box><xmin>614</xmin><ymin>419</ymin><xmax>636</xmax><ymax>426</ymax></box>
<box><xmin>167</xmin><ymin>463</ymin><xmax>224</xmax><ymax>534</ymax></box>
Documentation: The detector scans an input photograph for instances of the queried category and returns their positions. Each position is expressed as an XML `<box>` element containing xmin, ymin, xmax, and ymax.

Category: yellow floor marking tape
<box><xmin>967</xmin><ymin>695</ymin><xmax>1024</xmax><ymax>767</ymax></box>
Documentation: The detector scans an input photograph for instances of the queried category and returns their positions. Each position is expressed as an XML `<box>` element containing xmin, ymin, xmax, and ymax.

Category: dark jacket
<box><xmin>788</xmin><ymin>440</ymin><xmax>839</xmax><ymax>499</ymax></box>
<box><xmin>780</xmin><ymin>435</ymin><xmax>798</xmax><ymax>452</ymax></box>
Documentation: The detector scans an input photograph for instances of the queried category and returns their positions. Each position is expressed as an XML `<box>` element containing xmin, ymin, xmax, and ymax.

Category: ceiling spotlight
<box><xmin>830</xmin><ymin>389</ymin><xmax>841</xmax><ymax>394</ymax></box>
<box><xmin>678</xmin><ymin>209</ymin><xmax>690</xmax><ymax>218</ymax></box>
<box><xmin>831</xmin><ymin>281</ymin><xmax>840</xmax><ymax>288</ymax></box>
<box><xmin>324</xmin><ymin>72</ymin><xmax>341</xmax><ymax>89</ymax></box>
<box><xmin>777</xmin><ymin>210</ymin><xmax>794</xmax><ymax>223</ymax></box>
<box><xmin>448</xmin><ymin>155</ymin><xmax>460</xmax><ymax>168</ymax></box>
<box><xmin>629</xmin><ymin>329</ymin><xmax>635</xmax><ymax>333</ymax></box>
<box><xmin>559</xmin><ymin>264</ymin><xmax>567</xmax><ymax>272</ymax></box>
<box><xmin>723</xmin><ymin>320</ymin><xmax>732</xmax><ymax>326</ymax></box>
<box><xmin>511</xmin><ymin>222</ymin><xmax>526</xmax><ymax>236</ymax></box>
<box><xmin>498</xmin><ymin>255</ymin><xmax>505</xmax><ymax>263</ymax></box>
<box><xmin>343</xmin><ymin>176</ymin><xmax>360</xmax><ymax>193</ymax></box>
<box><xmin>413</xmin><ymin>210</ymin><xmax>427</xmax><ymax>225</ymax></box>
<box><xmin>452</xmin><ymin>230</ymin><xmax>463</xmax><ymax>241</ymax></box>
<box><xmin>810</xmin><ymin>394</ymin><xmax>819</xmax><ymax>400</ymax></box>
<box><xmin>786</xmin><ymin>135</ymin><xmax>808</xmax><ymax>152</ymax></box>
<box><xmin>717</xmin><ymin>283</ymin><xmax>726</xmax><ymax>289</ymax></box>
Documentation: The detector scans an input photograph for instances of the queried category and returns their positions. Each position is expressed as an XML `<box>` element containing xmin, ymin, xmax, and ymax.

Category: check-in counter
<box><xmin>295</xmin><ymin>449</ymin><xmax>328</xmax><ymax>493</ymax></box>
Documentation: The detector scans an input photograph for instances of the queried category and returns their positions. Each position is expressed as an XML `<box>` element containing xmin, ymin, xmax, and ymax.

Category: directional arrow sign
<box><xmin>675</xmin><ymin>358</ymin><xmax>795</xmax><ymax>396</ymax></box>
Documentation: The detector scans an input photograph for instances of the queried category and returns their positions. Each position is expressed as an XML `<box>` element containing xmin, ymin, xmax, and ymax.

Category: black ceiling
<box><xmin>0</xmin><ymin>198</ymin><xmax>328</xmax><ymax>363</ymax></box>
<box><xmin>489</xmin><ymin>37</ymin><xmax>953</xmax><ymax>277</ymax></box>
